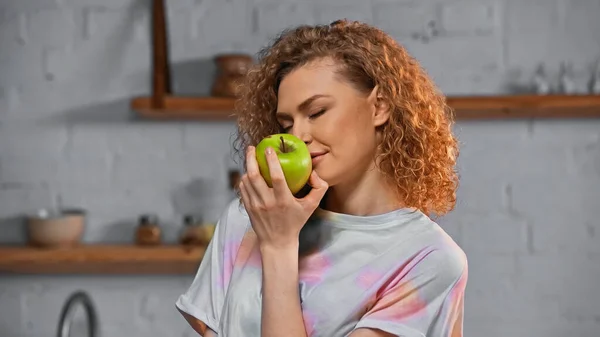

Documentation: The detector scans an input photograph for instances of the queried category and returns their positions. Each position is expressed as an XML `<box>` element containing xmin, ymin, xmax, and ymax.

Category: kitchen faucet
<box><xmin>56</xmin><ymin>290</ymin><xmax>99</xmax><ymax>337</ymax></box>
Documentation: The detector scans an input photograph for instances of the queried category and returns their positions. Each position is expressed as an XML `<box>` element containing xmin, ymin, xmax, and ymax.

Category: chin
<box><xmin>313</xmin><ymin>166</ymin><xmax>337</xmax><ymax>187</ymax></box>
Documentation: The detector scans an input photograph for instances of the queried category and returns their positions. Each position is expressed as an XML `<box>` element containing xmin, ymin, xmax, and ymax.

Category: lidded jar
<box><xmin>180</xmin><ymin>214</ymin><xmax>216</xmax><ymax>246</ymax></box>
<box><xmin>135</xmin><ymin>214</ymin><xmax>162</xmax><ymax>246</ymax></box>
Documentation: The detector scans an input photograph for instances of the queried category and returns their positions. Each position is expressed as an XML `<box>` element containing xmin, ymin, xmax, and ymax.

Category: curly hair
<box><xmin>233</xmin><ymin>19</ymin><xmax>459</xmax><ymax>217</ymax></box>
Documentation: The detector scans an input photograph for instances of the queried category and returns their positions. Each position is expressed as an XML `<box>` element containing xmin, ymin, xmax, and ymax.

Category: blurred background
<box><xmin>1</xmin><ymin>0</ymin><xmax>599</xmax><ymax>336</ymax></box>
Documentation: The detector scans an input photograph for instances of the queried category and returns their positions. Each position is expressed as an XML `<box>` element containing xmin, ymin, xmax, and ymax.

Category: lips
<box><xmin>310</xmin><ymin>151</ymin><xmax>327</xmax><ymax>165</ymax></box>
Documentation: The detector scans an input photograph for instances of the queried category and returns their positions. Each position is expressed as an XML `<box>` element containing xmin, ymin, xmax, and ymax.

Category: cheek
<box><xmin>335</xmin><ymin>114</ymin><xmax>375</xmax><ymax>150</ymax></box>
<box><xmin>314</xmin><ymin>106</ymin><xmax>375</xmax><ymax>158</ymax></box>
<box><xmin>315</xmin><ymin>120</ymin><xmax>358</xmax><ymax>154</ymax></box>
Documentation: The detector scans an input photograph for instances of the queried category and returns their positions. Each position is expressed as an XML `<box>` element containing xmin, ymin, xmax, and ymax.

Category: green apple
<box><xmin>255</xmin><ymin>133</ymin><xmax>312</xmax><ymax>194</ymax></box>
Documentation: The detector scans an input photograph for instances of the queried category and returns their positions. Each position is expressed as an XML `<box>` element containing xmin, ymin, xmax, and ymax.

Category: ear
<box><xmin>367</xmin><ymin>85</ymin><xmax>391</xmax><ymax>127</ymax></box>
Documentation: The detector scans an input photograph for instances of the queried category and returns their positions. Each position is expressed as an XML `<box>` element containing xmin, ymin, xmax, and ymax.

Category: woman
<box><xmin>176</xmin><ymin>19</ymin><xmax>467</xmax><ymax>337</ymax></box>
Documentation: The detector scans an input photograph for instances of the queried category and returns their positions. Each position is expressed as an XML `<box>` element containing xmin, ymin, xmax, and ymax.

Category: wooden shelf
<box><xmin>133</xmin><ymin>2</ymin><xmax>600</xmax><ymax>121</ymax></box>
<box><xmin>131</xmin><ymin>94</ymin><xmax>600</xmax><ymax>120</ymax></box>
<box><xmin>0</xmin><ymin>245</ymin><xmax>205</xmax><ymax>275</ymax></box>
<box><xmin>448</xmin><ymin>94</ymin><xmax>600</xmax><ymax>120</ymax></box>
<box><xmin>132</xmin><ymin>95</ymin><xmax>236</xmax><ymax>120</ymax></box>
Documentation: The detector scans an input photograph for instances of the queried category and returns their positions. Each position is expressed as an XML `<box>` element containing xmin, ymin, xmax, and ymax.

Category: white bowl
<box><xmin>26</xmin><ymin>208</ymin><xmax>86</xmax><ymax>248</ymax></box>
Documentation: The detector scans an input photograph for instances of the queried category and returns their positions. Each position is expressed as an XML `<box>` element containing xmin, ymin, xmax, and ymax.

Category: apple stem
<box><xmin>280</xmin><ymin>136</ymin><xmax>287</xmax><ymax>153</ymax></box>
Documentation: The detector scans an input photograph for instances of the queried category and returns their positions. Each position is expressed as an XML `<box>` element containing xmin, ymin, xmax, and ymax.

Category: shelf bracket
<box><xmin>151</xmin><ymin>0</ymin><xmax>172</xmax><ymax>109</ymax></box>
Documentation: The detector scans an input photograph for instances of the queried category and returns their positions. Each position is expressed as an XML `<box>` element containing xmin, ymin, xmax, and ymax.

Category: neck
<box><xmin>323</xmin><ymin>163</ymin><xmax>404</xmax><ymax>216</ymax></box>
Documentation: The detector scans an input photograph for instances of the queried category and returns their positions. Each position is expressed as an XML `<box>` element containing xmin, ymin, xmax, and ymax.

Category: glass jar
<box><xmin>180</xmin><ymin>215</ymin><xmax>204</xmax><ymax>246</ymax></box>
<box><xmin>180</xmin><ymin>215</ymin><xmax>216</xmax><ymax>246</ymax></box>
<box><xmin>135</xmin><ymin>214</ymin><xmax>162</xmax><ymax>246</ymax></box>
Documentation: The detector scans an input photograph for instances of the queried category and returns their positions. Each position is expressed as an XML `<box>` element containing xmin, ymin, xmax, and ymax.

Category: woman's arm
<box><xmin>179</xmin><ymin>311</ymin><xmax>202</xmax><ymax>334</ymax></box>
<box><xmin>179</xmin><ymin>310</ymin><xmax>218</xmax><ymax>336</ymax></box>
<box><xmin>204</xmin><ymin>329</ymin><xmax>218</xmax><ymax>337</ymax></box>
<box><xmin>239</xmin><ymin>146</ymin><xmax>328</xmax><ymax>337</ymax></box>
<box><xmin>181</xmin><ymin>245</ymin><xmax>305</xmax><ymax>337</ymax></box>
<box><xmin>260</xmin><ymin>244</ymin><xmax>307</xmax><ymax>337</ymax></box>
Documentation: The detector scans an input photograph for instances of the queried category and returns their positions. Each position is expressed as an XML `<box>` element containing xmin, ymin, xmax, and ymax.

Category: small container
<box><xmin>180</xmin><ymin>215</ymin><xmax>216</xmax><ymax>246</ymax></box>
<box><xmin>26</xmin><ymin>208</ymin><xmax>86</xmax><ymax>248</ymax></box>
<box><xmin>136</xmin><ymin>214</ymin><xmax>162</xmax><ymax>246</ymax></box>
<box><xmin>179</xmin><ymin>215</ymin><xmax>204</xmax><ymax>246</ymax></box>
<box><xmin>210</xmin><ymin>53</ymin><xmax>254</xmax><ymax>98</ymax></box>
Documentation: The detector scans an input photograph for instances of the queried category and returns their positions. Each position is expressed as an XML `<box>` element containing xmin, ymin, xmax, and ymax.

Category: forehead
<box><xmin>277</xmin><ymin>59</ymin><xmax>343</xmax><ymax>110</ymax></box>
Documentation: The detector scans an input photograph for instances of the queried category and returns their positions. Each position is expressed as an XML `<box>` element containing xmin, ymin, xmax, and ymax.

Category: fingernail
<box><xmin>266</xmin><ymin>147</ymin><xmax>274</xmax><ymax>155</ymax></box>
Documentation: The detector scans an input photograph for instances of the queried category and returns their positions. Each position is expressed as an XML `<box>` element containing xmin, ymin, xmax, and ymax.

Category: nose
<box><xmin>290</xmin><ymin>124</ymin><xmax>312</xmax><ymax>145</ymax></box>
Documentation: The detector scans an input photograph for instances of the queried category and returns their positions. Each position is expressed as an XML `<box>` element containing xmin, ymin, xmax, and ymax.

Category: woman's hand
<box><xmin>239</xmin><ymin>145</ymin><xmax>329</xmax><ymax>251</ymax></box>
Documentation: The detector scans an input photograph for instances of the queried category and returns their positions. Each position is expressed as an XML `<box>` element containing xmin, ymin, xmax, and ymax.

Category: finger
<box><xmin>245</xmin><ymin>146</ymin><xmax>270</xmax><ymax>194</ymax></box>
<box><xmin>241</xmin><ymin>173</ymin><xmax>261</xmax><ymax>205</ymax></box>
<box><xmin>238</xmin><ymin>181</ymin><xmax>251</xmax><ymax>209</ymax></box>
<box><xmin>240</xmin><ymin>182</ymin><xmax>267</xmax><ymax>236</ymax></box>
<box><xmin>300</xmin><ymin>171</ymin><xmax>329</xmax><ymax>209</ymax></box>
<box><xmin>239</xmin><ymin>181</ymin><xmax>258</xmax><ymax>224</ymax></box>
<box><xmin>265</xmin><ymin>146</ymin><xmax>291</xmax><ymax>197</ymax></box>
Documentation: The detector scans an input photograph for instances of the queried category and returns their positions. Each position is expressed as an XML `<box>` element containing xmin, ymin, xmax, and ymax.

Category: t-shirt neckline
<box><xmin>312</xmin><ymin>206</ymin><xmax>421</xmax><ymax>230</ymax></box>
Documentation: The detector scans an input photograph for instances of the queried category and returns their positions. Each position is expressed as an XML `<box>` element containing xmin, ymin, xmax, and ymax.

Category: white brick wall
<box><xmin>1</xmin><ymin>0</ymin><xmax>599</xmax><ymax>336</ymax></box>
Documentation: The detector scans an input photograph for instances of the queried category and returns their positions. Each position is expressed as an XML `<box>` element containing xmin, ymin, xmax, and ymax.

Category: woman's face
<box><xmin>275</xmin><ymin>58</ymin><xmax>389</xmax><ymax>187</ymax></box>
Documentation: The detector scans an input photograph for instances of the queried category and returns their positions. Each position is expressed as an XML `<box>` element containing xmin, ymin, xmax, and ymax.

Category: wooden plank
<box><xmin>150</xmin><ymin>0</ymin><xmax>171</xmax><ymax>108</ymax></box>
<box><xmin>449</xmin><ymin>94</ymin><xmax>600</xmax><ymax>120</ymax></box>
<box><xmin>0</xmin><ymin>245</ymin><xmax>205</xmax><ymax>275</ymax></box>
<box><xmin>131</xmin><ymin>96</ymin><xmax>237</xmax><ymax>120</ymax></box>
<box><xmin>130</xmin><ymin>94</ymin><xmax>600</xmax><ymax>120</ymax></box>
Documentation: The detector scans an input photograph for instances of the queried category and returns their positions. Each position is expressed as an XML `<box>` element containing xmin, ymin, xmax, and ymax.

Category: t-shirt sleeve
<box><xmin>176</xmin><ymin>200</ymin><xmax>249</xmax><ymax>335</ymax></box>
<box><xmin>354</xmin><ymin>248</ymin><xmax>468</xmax><ymax>337</ymax></box>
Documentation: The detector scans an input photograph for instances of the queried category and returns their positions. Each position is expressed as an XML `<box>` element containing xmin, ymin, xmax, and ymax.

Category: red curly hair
<box><xmin>233</xmin><ymin>20</ymin><xmax>459</xmax><ymax>217</ymax></box>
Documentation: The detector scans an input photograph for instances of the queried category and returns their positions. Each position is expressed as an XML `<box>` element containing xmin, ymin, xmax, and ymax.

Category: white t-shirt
<box><xmin>176</xmin><ymin>199</ymin><xmax>468</xmax><ymax>337</ymax></box>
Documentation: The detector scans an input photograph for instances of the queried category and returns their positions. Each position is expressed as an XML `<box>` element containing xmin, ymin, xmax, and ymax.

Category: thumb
<box><xmin>300</xmin><ymin>170</ymin><xmax>329</xmax><ymax>209</ymax></box>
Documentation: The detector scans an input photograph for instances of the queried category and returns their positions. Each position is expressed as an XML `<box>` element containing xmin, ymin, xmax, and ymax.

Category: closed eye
<box><xmin>310</xmin><ymin>109</ymin><xmax>326</xmax><ymax>119</ymax></box>
<box><xmin>280</xmin><ymin>109</ymin><xmax>326</xmax><ymax>132</ymax></box>
<box><xmin>281</xmin><ymin>125</ymin><xmax>292</xmax><ymax>133</ymax></box>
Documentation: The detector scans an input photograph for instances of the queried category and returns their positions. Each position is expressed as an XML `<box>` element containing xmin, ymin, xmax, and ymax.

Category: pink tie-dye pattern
<box><xmin>234</xmin><ymin>230</ymin><xmax>262</xmax><ymax>268</ymax></box>
<box><xmin>450</xmin><ymin>262</ymin><xmax>468</xmax><ymax>303</ymax></box>
<box><xmin>447</xmin><ymin>262</ymin><xmax>468</xmax><ymax>337</ymax></box>
<box><xmin>367</xmin><ymin>280</ymin><xmax>428</xmax><ymax>321</ymax></box>
<box><xmin>363</xmin><ymin>250</ymin><xmax>468</xmax><ymax>329</ymax></box>
<box><xmin>363</xmin><ymin>253</ymin><xmax>432</xmax><ymax>321</ymax></box>
<box><xmin>302</xmin><ymin>310</ymin><xmax>318</xmax><ymax>336</ymax></box>
<box><xmin>356</xmin><ymin>267</ymin><xmax>384</xmax><ymax>289</ymax></box>
<box><xmin>218</xmin><ymin>238</ymin><xmax>243</xmax><ymax>289</ymax></box>
<box><xmin>299</xmin><ymin>252</ymin><xmax>332</xmax><ymax>284</ymax></box>
<box><xmin>246</xmin><ymin>245</ymin><xmax>262</xmax><ymax>267</ymax></box>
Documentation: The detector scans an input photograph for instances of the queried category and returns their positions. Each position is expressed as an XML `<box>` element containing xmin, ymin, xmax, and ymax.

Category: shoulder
<box><xmin>421</xmin><ymin>243</ymin><xmax>467</xmax><ymax>286</ymax></box>
<box><xmin>415</xmin><ymin>218</ymin><xmax>468</xmax><ymax>287</ymax></box>
<box><xmin>399</xmin><ymin>212</ymin><xmax>468</xmax><ymax>285</ymax></box>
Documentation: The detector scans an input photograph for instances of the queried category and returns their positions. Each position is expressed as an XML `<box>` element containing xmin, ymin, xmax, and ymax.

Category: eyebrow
<box><xmin>276</xmin><ymin>94</ymin><xmax>331</xmax><ymax>119</ymax></box>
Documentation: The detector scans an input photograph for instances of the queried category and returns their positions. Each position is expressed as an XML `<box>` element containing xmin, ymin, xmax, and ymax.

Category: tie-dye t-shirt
<box><xmin>176</xmin><ymin>199</ymin><xmax>468</xmax><ymax>337</ymax></box>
